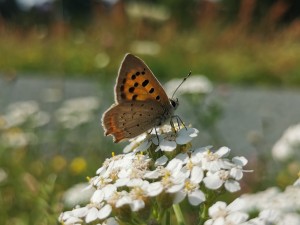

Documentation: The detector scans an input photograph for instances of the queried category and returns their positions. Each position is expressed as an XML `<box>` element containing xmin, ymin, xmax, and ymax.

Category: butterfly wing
<box><xmin>102</xmin><ymin>100</ymin><xmax>165</xmax><ymax>143</ymax></box>
<box><xmin>115</xmin><ymin>53</ymin><xmax>170</xmax><ymax>104</ymax></box>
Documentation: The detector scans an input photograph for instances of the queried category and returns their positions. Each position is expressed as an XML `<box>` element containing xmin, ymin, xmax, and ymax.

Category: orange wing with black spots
<box><xmin>115</xmin><ymin>54</ymin><xmax>170</xmax><ymax>104</ymax></box>
<box><xmin>102</xmin><ymin>53</ymin><xmax>177</xmax><ymax>143</ymax></box>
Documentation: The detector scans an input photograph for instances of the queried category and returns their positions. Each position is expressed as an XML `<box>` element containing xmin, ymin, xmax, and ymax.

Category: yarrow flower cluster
<box><xmin>0</xmin><ymin>101</ymin><xmax>50</xmax><ymax>148</ymax></box>
<box><xmin>272</xmin><ymin>123</ymin><xmax>300</xmax><ymax>162</ymax></box>
<box><xmin>204</xmin><ymin>181</ymin><xmax>300</xmax><ymax>225</ymax></box>
<box><xmin>55</xmin><ymin>97</ymin><xmax>100</xmax><ymax>129</ymax></box>
<box><xmin>59</xmin><ymin>124</ymin><xmax>249</xmax><ymax>225</ymax></box>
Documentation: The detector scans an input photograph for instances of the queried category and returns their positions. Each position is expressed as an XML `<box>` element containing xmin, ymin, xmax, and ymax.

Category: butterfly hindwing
<box><xmin>115</xmin><ymin>54</ymin><xmax>170</xmax><ymax>104</ymax></box>
<box><xmin>102</xmin><ymin>100</ymin><xmax>165</xmax><ymax>143</ymax></box>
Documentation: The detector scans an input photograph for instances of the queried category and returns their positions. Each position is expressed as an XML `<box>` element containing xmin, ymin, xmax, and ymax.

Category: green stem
<box><xmin>198</xmin><ymin>203</ymin><xmax>209</xmax><ymax>225</ymax></box>
<box><xmin>165</xmin><ymin>209</ymin><xmax>170</xmax><ymax>225</ymax></box>
<box><xmin>173</xmin><ymin>204</ymin><xmax>186</xmax><ymax>225</ymax></box>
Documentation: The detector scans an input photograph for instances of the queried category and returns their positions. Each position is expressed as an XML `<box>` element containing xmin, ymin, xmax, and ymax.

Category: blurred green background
<box><xmin>0</xmin><ymin>0</ymin><xmax>300</xmax><ymax>224</ymax></box>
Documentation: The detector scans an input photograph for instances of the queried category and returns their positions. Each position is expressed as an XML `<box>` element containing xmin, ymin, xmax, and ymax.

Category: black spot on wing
<box><xmin>142</xmin><ymin>80</ymin><xmax>149</xmax><ymax>87</ymax></box>
<box><xmin>132</xmin><ymin>95</ymin><xmax>138</xmax><ymax>100</ymax></box>
<box><xmin>129</xmin><ymin>87</ymin><xmax>135</xmax><ymax>93</ymax></box>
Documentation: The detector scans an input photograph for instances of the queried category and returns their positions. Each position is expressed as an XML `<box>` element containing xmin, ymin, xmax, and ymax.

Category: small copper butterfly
<box><xmin>102</xmin><ymin>53</ymin><xmax>179</xmax><ymax>143</ymax></box>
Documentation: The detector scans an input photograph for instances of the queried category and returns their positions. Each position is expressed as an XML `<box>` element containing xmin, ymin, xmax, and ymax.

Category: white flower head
<box><xmin>152</xmin><ymin>125</ymin><xmax>198</xmax><ymax>152</ymax></box>
<box><xmin>55</xmin><ymin>96</ymin><xmax>99</xmax><ymax>129</ymax></box>
<box><xmin>205</xmin><ymin>199</ymin><xmax>249</xmax><ymax>225</ymax></box>
<box><xmin>203</xmin><ymin>170</ymin><xmax>241</xmax><ymax>192</ymax></box>
<box><xmin>58</xmin><ymin>203</ymin><xmax>113</xmax><ymax>225</ymax></box>
<box><xmin>193</xmin><ymin>146</ymin><xmax>231</xmax><ymax>173</ymax></box>
<box><xmin>63</xmin><ymin>183</ymin><xmax>95</xmax><ymax>207</ymax></box>
<box><xmin>173</xmin><ymin>178</ymin><xmax>206</xmax><ymax>206</ymax></box>
<box><xmin>164</xmin><ymin>75</ymin><xmax>213</xmax><ymax>96</ymax></box>
<box><xmin>272</xmin><ymin>123</ymin><xmax>300</xmax><ymax>161</ymax></box>
<box><xmin>2</xmin><ymin>101</ymin><xmax>50</xmax><ymax>129</ymax></box>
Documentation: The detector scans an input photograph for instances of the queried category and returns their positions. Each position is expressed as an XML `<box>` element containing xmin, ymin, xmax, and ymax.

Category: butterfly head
<box><xmin>170</xmin><ymin>98</ymin><xmax>179</xmax><ymax>110</ymax></box>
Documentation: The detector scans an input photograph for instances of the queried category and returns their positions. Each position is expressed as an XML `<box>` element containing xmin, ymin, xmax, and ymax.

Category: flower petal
<box><xmin>188</xmin><ymin>189</ymin><xmax>206</xmax><ymax>206</ymax></box>
<box><xmin>203</xmin><ymin>174</ymin><xmax>223</xmax><ymax>190</ymax></box>
<box><xmin>160</xmin><ymin>139</ymin><xmax>177</xmax><ymax>151</ymax></box>
<box><xmin>225</xmin><ymin>180</ymin><xmax>241</xmax><ymax>192</ymax></box>
<box><xmin>85</xmin><ymin>207</ymin><xmax>98</xmax><ymax>223</ymax></box>
<box><xmin>190</xmin><ymin>166</ymin><xmax>204</xmax><ymax>184</ymax></box>
<box><xmin>98</xmin><ymin>204</ymin><xmax>112</xmax><ymax>220</ymax></box>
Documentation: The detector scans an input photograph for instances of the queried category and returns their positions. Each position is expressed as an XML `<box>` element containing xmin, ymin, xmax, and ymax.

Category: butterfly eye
<box><xmin>170</xmin><ymin>99</ymin><xmax>178</xmax><ymax>109</ymax></box>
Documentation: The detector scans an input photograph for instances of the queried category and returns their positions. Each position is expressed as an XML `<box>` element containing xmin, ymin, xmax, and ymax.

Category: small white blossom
<box><xmin>193</xmin><ymin>146</ymin><xmax>231</xmax><ymax>172</ymax></box>
<box><xmin>2</xmin><ymin>101</ymin><xmax>50</xmax><ymax>129</ymax></box>
<box><xmin>153</xmin><ymin>126</ymin><xmax>198</xmax><ymax>152</ymax></box>
<box><xmin>272</xmin><ymin>123</ymin><xmax>300</xmax><ymax>161</ymax></box>
<box><xmin>123</xmin><ymin>134</ymin><xmax>151</xmax><ymax>153</ymax></box>
<box><xmin>239</xmin><ymin>185</ymin><xmax>300</xmax><ymax>213</ymax></box>
<box><xmin>164</xmin><ymin>75</ymin><xmax>213</xmax><ymax>96</ymax></box>
<box><xmin>1</xmin><ymin>129</ymin><xmax>36</xmax><ymax>148</ymax></box>
<box><xmin>203</xmin><ymin>170</ymin><xmax>241</xmax><ymax>192</ymax></box>
<box><xmin>55</xmin><ymin>96</ymin><xmax>99</xmax><ymax>129</ymax></box>
<box><xmin>173</xmin><ymin>178</ymin><xmax>206</xmax><ymax>206</ymax></box>
<box><xmin>63</xmin><ymin>183</ymin><xmax>95</xmax><ymax>207</ymax></box>
<box><xmin>126</xmin><ymin>3</ymin><xmax>170</xmax><ymax>22</ymax></box>
<box><xmin>59</xmin><ymin>203</ymin><xmax>112</xmax><ymax>225</ymax></box>
<box><xmin>205</xmin><ymin>199</ymin><xmax>249</xmax><ymax>225</ymax></box>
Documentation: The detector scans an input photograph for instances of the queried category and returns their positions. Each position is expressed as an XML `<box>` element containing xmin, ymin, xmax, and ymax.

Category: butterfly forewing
<box><xmin>116</xmin><ymin>54</ymin><xmax>170</xmax><ymax>104</ymax></box>
<box><xmin>102</xmin><ymin>101</ymin><xmax>165</xmax><ymax>142</ymax></box>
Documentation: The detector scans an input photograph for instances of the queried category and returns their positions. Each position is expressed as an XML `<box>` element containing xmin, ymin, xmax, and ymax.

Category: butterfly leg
<box><xmin>154</xmin><ymin>127</ymin><xmax>160</xmax><ymax>145</ymax></box>
<box><xmin>148</xmin><ymin>128</ymin><xmax>153</xmax><ymax>135</ymax></box>
<box><xmin>170</xmin><ymin>117</ymin><xmax>177</xmax><ymax>133</ymax></box>
<box><xmin>171</xmin><ymin>115</ymin><xmax>187</xmax><ymax>130</ymax></box>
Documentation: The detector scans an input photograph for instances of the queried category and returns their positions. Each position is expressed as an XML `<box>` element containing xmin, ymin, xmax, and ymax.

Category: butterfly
<box><xmin>102</xmin><ymin>53</ymin><xmax>179</xmax><ymax>143</ymax></box>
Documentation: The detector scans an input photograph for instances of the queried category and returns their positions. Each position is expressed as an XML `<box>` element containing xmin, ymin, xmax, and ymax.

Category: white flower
<box><xmin>173</xmin><ymin>178</ymin><xmax>206</xmax><ymax>206</ymax></box>
<box><xmin>147</xmin><ymin>158</ymin><xmax>187</xmax><ymax>195</ymax></box>
<box><xmin>203</xmin><ymin>170</ymin><xmax>241</xmax><ymax>192</ymax></box>
<box><xmin>229</xmin><ymin>156</ymin><xmax>248</xmax><ymax>180</ymax></box>
<box><xmin>205</xmin><ymin>199</ymin><xmax>249</xmax><ymax>225</ymax></box>
<box><xmin>126</xmin><ymin>3</ymin><xmax>170</xmax><ymax>22</ymax></box>
<box><xmin>116</xmin><ymin>181</ymin><xmax>153</xmax><ymax>212</ymax></box>
<box><xmin>1</xmin><ymin>129</ymin><xmax>36</xmax><ymax>148</ymax></box>
<box><xmin>2</xmin><ymin>101</ymin><xmax>50</xmax><ymax>129</ymax></box>
<box><xmin>130</xmin><ymin>40</ymin><xmax>161</xmax><ymax>55</ymax></box>
<box><xmin>153</xmin><ymin>126</ymin><xmax>198</xmax><ymax>152</ymax></box>
<box><xmin>55</xmin><ymin>96</ymin><xmax>99</xmax><ymax>129</ymax></box>
<box><xmin>258</xmin><ymin>209</ymin><xmax>281</xmax><ymax>224</ymax></box>
<box><xmin>239</xmin><ymin>185</ymin><xmax>300</xmax><ymax>213</ymax></box>
<box><xmin>242</xmin><ymin>209</ymin><xmax>300</xmax><ymax>225</ymax></box>
<box><xmin>164</xmin><ymin>75</ymin><xmax>213</xmax><ymax>96</ymax></box>
<box><xmin>58</xmin><ymin>203</ymin><xmax>112</xmax><ymax>225</ymax></box>
<box><xmin>272</xmin><ymin>123</ymin><xmax>300</xmax><ymax>161</ymax></box>
<box><xmin>278</xmin><ymin>213</ymin><xmax>300</xmax><ymax>225</ymax></box>
<box><xmin>123</xmin><ymin>134</ymin><xmax>151</xmax><ymax>153</ymax></box>
<box><xmin>63</xmin><ymin>183</ymin><xmax>95</xmax><ymax>207</ymax></box>
<box><xmin>0</xmin><ymin>168</ymin><xmax>8</xmax><ymax>184</ymax></box>
<box><xmin>59</xmin><ymin>139</ymin><xmax>250</xmax><ymax>224</ymax></box>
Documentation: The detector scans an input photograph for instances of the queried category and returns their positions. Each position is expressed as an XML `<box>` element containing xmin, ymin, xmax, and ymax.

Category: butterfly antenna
<box><xmin>171</xmin><ymin>71</ymin><xmax>191</xmax><ymax>99</ymax></box>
